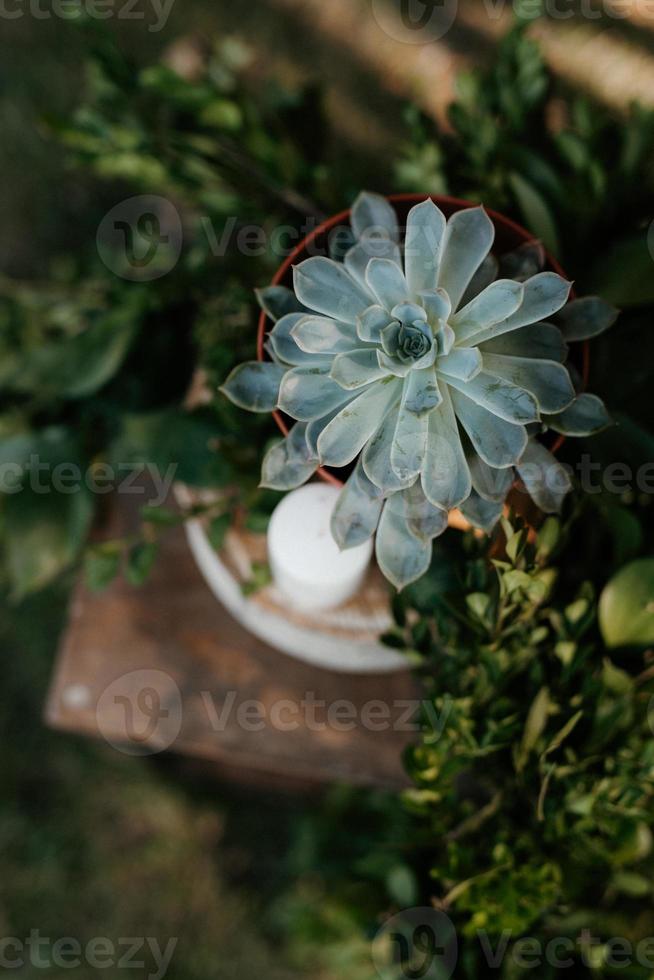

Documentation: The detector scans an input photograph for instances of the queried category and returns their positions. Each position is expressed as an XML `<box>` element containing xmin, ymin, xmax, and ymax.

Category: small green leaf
<box><xmin>599</xmin><ymin>559</ymin><xmax>654</xmax><ymax>649</ymax></box>
<box><xmin>516</xmin><ymin>686</ymin><xmax>551</xmax><ymax>772</ymax></box>
<box><xmin>508</xmin><ymin>171</ymin><xmax>560</xmax><ymax>255</ymax></box>
<box><xmin>207</xmin><ymin>513</ymin><xmax>231</xmax><ymax>550</ymax></box>
<box><xmin>85</xmin><ymin>544</ymin><xmax>121</xmax><ymax>592</ymax></box>
<box><xmin>125</xmin><ymin>541</ymin><xmax>158</xmax><ymax>586</ymax></box>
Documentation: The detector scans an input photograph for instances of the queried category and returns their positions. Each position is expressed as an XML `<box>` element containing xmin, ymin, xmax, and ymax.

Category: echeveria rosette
<box><xmin>222</xmin><ymin>192</ymin><xmax>616</xmax><ymax>590</ymax></box>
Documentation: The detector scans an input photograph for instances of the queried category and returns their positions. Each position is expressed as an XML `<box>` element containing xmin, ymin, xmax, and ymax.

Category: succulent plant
<box><xmin>222</xmin><ymin>193</ymin><xmax>615</xmax><ymax>590</ymax></box>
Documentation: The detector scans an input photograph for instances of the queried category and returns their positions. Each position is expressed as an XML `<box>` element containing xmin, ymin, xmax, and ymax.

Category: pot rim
<box><xmin>257</xmin><ymin>193</ymin><xmax>589</xmax><ymax>489</ymax></box>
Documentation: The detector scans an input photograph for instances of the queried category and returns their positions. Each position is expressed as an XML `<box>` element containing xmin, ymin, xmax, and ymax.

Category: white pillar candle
<box><xmin>267</xmin><ymin>483</ymin><xmax>373</xmax><ymax>612</ymax></box>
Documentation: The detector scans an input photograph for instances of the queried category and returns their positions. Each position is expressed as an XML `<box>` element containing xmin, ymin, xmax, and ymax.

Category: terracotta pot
<box><xmin>257</xmin><ymin>194</ymin><xmax>589</xmax><ymax>496</ymax></box>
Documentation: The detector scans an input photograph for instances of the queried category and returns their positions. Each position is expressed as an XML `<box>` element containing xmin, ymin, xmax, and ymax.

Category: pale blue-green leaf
<box><xmin>436</xmin><ymin>323</ymin><xmax>456</xmax><ymax>355</ymax></box>
<box><xmin>256</xmin><ymin>285</ymin><xmax>309</xmax><ymax>322</ymax></box>
<box><xmin>377</xmin><ymin>350</ymin><xmax>412</xmax><ymax>378</ymax></box>
<box><xmin>270</xmin><ymin>313</ymin><xmax>332</xmax><ymax>366</ymax></box>
<box><xmin>421</xmin><ymin>385</ymin><xmax>472</xmax><ymax>509</ymax></box>
<box><xmin>545</xmin><ymin>393</ymin><xmax>612</xmax><ymax>436</ymax></box>
<box><xmin>479</xmin><ymin>322</ymin><xmax>567</xmax><ymax>362</ymax></box>
<box><xmin>419</xmin><ymin>287</ymin><xmax>451</xmax><ymax>327</ymax></box>
<box><xmin>357</xmin><ymin>305</ymin><xmax>395</xmax><ymax>343</ymax></box>
<box><xmin>404</xmin><ymin>199</ymin><xmax>446</xmax><ymax>299</ymax></box>
<box><xmin>450</xmin><ymin>387</ymin><xmax>528</xmax><ymax>468</ymax></box>
<box><xmin>443</xmin><ymin>371</ymin><xmax>539</xmax><ymax>424</ymax></box>
<box><xmin>390</xmin><ymin>380</ymin><xmax>429</xmax><ymax>482</ymax></box>
<box><xmin>452</xmin><ymin>279</ymin><xmax>524</xmax><ymax>343</ymax></box>
<box><xmin>375</xmin><ymin>495</ymin><xmax>432</xmax><ymax>591</ymax></box>
<box><xmin>362</xmin><ymin>399</ymin><xmax>415</xmax><ymax>492</ymax></box>
<box><xmin>498</xmin><ymin>241</ymin><xmax>546</xmax><ymax>283</ymax></box>
<box><xmin>459</xmin><ymin>254</ymin><xmax>499</xmax><ymax>307</ymax></box>
<box><xmin>350</xmin><ymin>191</ymin><xmax>399</xmax><ymax>242</ymax></box>
<box><xmin>317</xmin><ymin>378</ymin><xmax>401</xmax><ymax>467</ymax></box>
<box><xmin>344</xmin><ymin>234</ymin><xmax>402</xmax><ymax>291</ymax></box>
<box><xmin>557</xmin><ymin>296</ymin><xmax>619</xmax><ymax>341</ymax></box>
<box><xmin>221</xmin><ymin>361</ymin><xmax>287</xmax><ymax>412</ymax></box>
<box><xmin>402</xmin><ymin>366</ymin><xmax>442</xmax><ymax>416</ymax></box>
<box><xmin>480</xmin><ymin>353</ymin><xmax>575</xmax><ymax>414</ymax></box>
<box><xmin>278</xmin><ymin>367</ymin><xmax>354</xmax><ymax>421</ymax></box>
<box><xmin>437</xmin><ymin>206</ymin><xmax>495</xmax><ymax>311</ymax></box>
<box><xmin>391</xmin><ymin>302</ymin><xmax>428</xmax><ymax>324</ymax></box>
<box><xmin>291</xmin><ymin>315</ymin><xmax>359</xmax><ymax>354</ymax></box>
<box><xmin>459</xmin><ymin>490</ymin><xmax>504</xmax><ymax>532</ymax></box>
<box><xmin>330</xmin><ymin>349</ymin><xmax>389</xmax><ymax>389</ymax></box>
<box><xmin>470</xmin><ymin>273</ymin><xmax>572</xmax><ymax>345</ymax></box>
<box><xmin>436</xmin><ymin>347</ymin><xmax>482</xmax><ymax>382</ymax></box>
<box><xmin>516</xmin><ymin>439</ymin><xmax>572</xmax><ymax>513</ymax></box>
<box><xmin>260</xmin><ymin>422</ymin><xmax>318</xmax><ymax>490</ymax></box>
<box><xmin>467</xmin><ymin>451</ymin><xmax>514</xmax><ymax>503</ymax></box>
<box><xmin>305</xmin><ymin>398</ymin><xmax>358</xmax><ymax>455</ymax></box>
<box><xmin>402</xmin><ymin>481</ymin><xmax>448</xmax><ymax>541</ymax></box>
<box><xmin>366</xmin><ymin>258</ymin><xmax>409</xmax><ymax>313</ymax></box>
<box><xmin>293</xmin><ymin>257</ymin><xmax>372</xmax><ymax>324</ymax></box>
<box><xmin>331</xmin><ymin>458</ymin><xmax>383</xmax><ymax>550</ymax></box>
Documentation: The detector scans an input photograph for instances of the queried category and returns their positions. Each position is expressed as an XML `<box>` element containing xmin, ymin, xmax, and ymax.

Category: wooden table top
<box><xmin>45</xmin><ymin>497</ymin><xmax>417</xmax><ymax>791</ymax></box>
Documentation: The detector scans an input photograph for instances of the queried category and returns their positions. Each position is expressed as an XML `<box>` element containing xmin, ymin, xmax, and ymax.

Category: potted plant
<box><xmin>223</xmin><ymin>192</ymin><xmax>614</xmax><ymax>591</ymax></box>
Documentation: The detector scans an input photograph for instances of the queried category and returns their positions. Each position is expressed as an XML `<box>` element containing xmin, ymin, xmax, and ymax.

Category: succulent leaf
<box><xmin>375</xmin><ymin>494</ymin><xmax>432</xmax><ymax>591</ymax></box>
<box><xmin>467</xmin><ymin>451</ymin><xmax>514</xmax><ymax>503</ymax></box>
<box><xmin>403</xmin><ymin>481</ymin><xmax>448</xmax><ymax>541</ymax></box>
<box><xmin>331</xmin><ymin>459</ymin><xmax>384</xmax><ymax>550</ymax></box>
<box><xmin>404</xmin><ymin>199</ymin><xmax>446</xmax><ymax>298</ymax></box>
<box><xmin>444</xmin><ymin>371</ymin><xmax>539</xmax><ymax>425</ymax></box>
<box><xmin>278</xmin><ymin>366</ymin><xmax>354</xmax><ymax>420</ymax></box>
<box><xmin>270</xmin><ymin>313</ymin><xmax>332</xmax><ymax>366</ymax></box>
<box><xmin>317</xmin><ymin>378</ymin><xmax>401</xmax><ymax>467</ymax></box>
<box><xmin>261</xmin><ymin>422</ymin><xmax>318</xmax><ymax>490</ymax></box>
<box><xmin>366</xmin><ymin>258</ymin><xmax>410</xmax><ymax>312</ymax></box>
<box><xmin>471</xmin><ymin>272</ymin><xmax>571</xmax><ymax>345</ymax></box>
<box><xmin>545</xmin><ymin>393</ymin><xmax>612</xmax><ymax>436</ymax></box>
<box><xmin>401</xmin><ymin>366</ymin><xmax>442</xmax><ymax>416</ymax></box>
<box><xmin>221</xmin><ymin>362</ymin><xmax>287</xmax><ymax>412</ymax></box>
<box><xmin>330</xmin><ymin>349</ymin><xmax>389</xmax><ymax>389</ymax></box>
<box><xmin>459</xmin><ymin>490</ymin><xmax>504</xmax><ymax>532</ymax></box>
<box><xmin>479</xmin><ymin>322</ymin><xmax>567</xmax><ymax>362</ymax></box>
<box><xmin>517</xmin><ymin>440</ymin><xmax>572</xmax><ymax>513</ymax></box>
<box><xmin>256</xmin><ymin>285</ymin><xmax>309</xmax><ymax>321</ymax></box>
<box><xmin>421</xmin><ymin>385</ymin><xmax>471</xmax><ymax>509</ymax></box>
<box><xmin>436</xmin><ymin>347</ymin><xmax>482</xmax><ymax>382</ymax></box>
<box><xmin>452</xmin><ymin>279</ymin><xmax>525</xmax><ymax>343</ymax></box>
<box><xmin>390</xmin><ymin>381</ymin><xmax>430</xmax><ymax>482</ymax></box>
<box><xmin>291</xmin><ymin>315</ymin><xmax>360</xmax><ymax>355</ymax></box>
<box><xmin>293</xmin><ymin>257</ymin><xmax>371</xmax><ymax>325</ymax></box>
<box><xmin>556</xmin><ymin>296</ymin><xmax>619</xmax><ymax>341</ymax></box>
<box><xmin>451</xmin><ymin>387</ymin><xmax>528</xmax><ymax>468</ymax></box>
<box><xmin>419</xmin><ymin>287</ymin><xmax>451</xmax><ymax>326</ymax></box>
<box><xmin>480</xmin><ymin>353</ymin><xmax>575</xmax><ymax>414</ymax></box>
<box><xmin>437</xmin><ymin>206</ymin><xmax>495</xmax><ymax>310</ymax></box>
<box><xmin>350</xmin><ymin>191</ymin><xmax>399</xmax><ymax>243</ymax></box>
<box><xmin>356</xmin><ymin>305</ymin><xmax>395</xmax><ymax>343</ymax></box>
<box><xmin>345</xmin><ymin>233</ymin><xmax>402</xmax><ymax>290</ymax></box>
<box><xmin>459</xmin><ymin>254</ymin><xmax>499</xmax><ymax>307</ymax></box>
<box><xmin>363</xmin><ymin>397</ymin><xmax>416</xmax><ymax>492</ymax></box>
